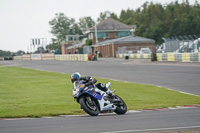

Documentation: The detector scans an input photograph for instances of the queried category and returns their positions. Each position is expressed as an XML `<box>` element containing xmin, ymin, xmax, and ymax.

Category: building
<box><xmin>61</xmin><ymin>17</ymin><xmax>156</xmax><ymax>57</ymax></box>
<box><xmin>92</xmin><ymin>35</ymin><xmax>155</xmax><ymax>57</ymax></box>
<box><xmin>87</xmin><ymin>17</ymin><xmax>136</xmax><ymax>44</ymax></box>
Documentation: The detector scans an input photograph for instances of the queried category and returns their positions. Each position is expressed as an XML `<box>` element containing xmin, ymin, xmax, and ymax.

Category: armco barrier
<box><xmin>13</xmin><ymin>56</ymin><xmax>22</xmax><ymax>61</ymax></box>
<box><xmin>22</xmin><ymin>54</ymin><xmax>31</xmax><ymax>60</ymax></box>
<box><xmin>156</xmin><ymin>53</ymin><xmax>200</xmax><ymax>62</ymax></box>
<box><xmin>41</xmin><ymin>53</ymin><xmax>55</xmax><ymax>60</ymax></box>
<box><xmin>14</xmin><ymin>54</ymin><xmax>88</xmax><ymax>61</ymax></box>
<box><xmin>31</xmin><ymin>54</ymin><xmax>41</xmax><ymax>60</ymax></box>
<box><xmin>55</xmin><ymin>54</ymin><xmax>88</xmax><ymax>61</ymax></box>
<box><xmin>117</xmin><ymin>54</ymin><xmax>151</xmax><ymax>59</ymax></box>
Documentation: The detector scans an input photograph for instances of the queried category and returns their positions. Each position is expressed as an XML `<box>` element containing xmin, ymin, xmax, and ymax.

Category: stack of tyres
<box><xmin>84</xmin><ymin>54</ymin><xmax>88</xmax><ymax>61</ymax></box>
<box><xmin>143</xmin><ymin>54</ymin><xmax>147</xmax><ymax>58</ymax></box>
<box><xmin>119</xmin><ymin>54</ymin><xmax>123</xmax><ymax>59</ymax></box>
<box><xmin>182</xmin><ymin>53</ymin><xmax>190</xmax><ymax>62</ymax></box>
<box><xmin>199</xmin><ymin>53</ymin><xmax>200</xmax><ymax>62</ymax></box>
<box><xmin>156</xmin><ymin>53</ymin><xmax>162</xmax><ymax>61</ymax></box>
<box><xmin>136</xmin><ymin>54</ymin><xmax>141</xmax><ymax>59</ymax></box>
<box><xmin>174</xmin><ymin>53</ymin><xmax>182</xmax><ymax>62</ymax></box>
<box><xmin>167</xmin><ymin>53</ymin><xmax>175</xmax><ymax>61</ymax></box>
<box><xmin>190</xmin><ymin>53</ymin><xmax>199</xmax><ymax>62</ymax></box>
<box><xmin>162</xmin><ymin>53</ymin><xmax>168</xmax><ymax>61</ymax></box>
<box><xmin>129</xmin><ymin>54</ymin><xmax>134</xmax><ymax>59</ymax></box>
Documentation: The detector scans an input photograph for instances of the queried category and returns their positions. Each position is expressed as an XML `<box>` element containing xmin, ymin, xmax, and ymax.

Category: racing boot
<box><xmin>105</xmin><ymin>82</ymin><xmax>115</xmax><ymax>98</ymax></box>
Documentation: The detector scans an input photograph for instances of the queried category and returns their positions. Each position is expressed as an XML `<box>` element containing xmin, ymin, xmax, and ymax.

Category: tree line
<box><xmin>49</xmin><ymin>0</ymin><xmax>200</xmax><ymax>48</ymax></box>
<box><xmin>118</xmin><ymin>0</ymin><xmax>200</xmax><ymax>44</ymax></box>
<box><xmin>0</xmin><ymin>50</ymin><xmax>25</xmax><ymax>57</ymax></box>
<box><xmin>2</xmin><ymin>0</ymin><xmax>199</xmax><ymax>56</ymax></box>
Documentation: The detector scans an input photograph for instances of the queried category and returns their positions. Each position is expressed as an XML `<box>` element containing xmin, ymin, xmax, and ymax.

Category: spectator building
<box><xmin>62</xmin><ymin>17</ymin><xmax>155</xmax><ymax>57</ymax></box>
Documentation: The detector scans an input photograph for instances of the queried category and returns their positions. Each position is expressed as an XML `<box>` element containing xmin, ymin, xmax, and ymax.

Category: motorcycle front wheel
<box><xmin>113</xmin><ymin>95</ymin><xmax>127</xmax><ymax>115</ymax></box>
<box><xmin>79</xmin><ymin>95</ymin><xmax>100</xmax><ymax>116</ymax></box>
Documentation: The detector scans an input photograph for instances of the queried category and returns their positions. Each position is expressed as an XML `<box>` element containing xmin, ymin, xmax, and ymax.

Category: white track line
<box><xmin>99</xmin><ymin>126</ymin><xmax>200</xmax><ymax>133</ymax></box>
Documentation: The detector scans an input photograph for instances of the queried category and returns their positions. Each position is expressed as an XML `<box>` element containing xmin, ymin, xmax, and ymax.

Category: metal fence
<box><xmin>157</xmin><ymin>35</ymin><xmax>200</xmax><ymax>53</ymax></box>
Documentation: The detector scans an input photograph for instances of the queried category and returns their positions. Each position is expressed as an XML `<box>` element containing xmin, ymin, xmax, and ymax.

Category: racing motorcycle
<box><xmin>72</xmin><ymin>80</ymin><xmax>127</xmax><ymax>116</ymax></box>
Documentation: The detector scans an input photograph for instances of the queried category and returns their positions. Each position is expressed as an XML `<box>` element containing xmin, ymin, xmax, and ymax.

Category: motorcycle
<box><xmin>72</xmin><ymin>80</ymin><xmax>127</xmax><ymax>116</ymax></box>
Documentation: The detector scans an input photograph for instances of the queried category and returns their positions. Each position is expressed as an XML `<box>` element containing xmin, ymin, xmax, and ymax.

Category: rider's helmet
<box><xmin>70</xmin><ymin>72</ymin><xmax>81</xmax><ymax>83</ymax></box>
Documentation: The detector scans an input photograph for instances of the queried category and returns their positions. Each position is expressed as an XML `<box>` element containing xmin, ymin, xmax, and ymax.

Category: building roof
<box><xmin>66</xmin><ymin>38</ymin><xmax>87</xmax><ymax>49</ymax></box>
<box><xmin>89</xmin><ymin>18</ymin><xmax>135</xmax><ymax>32</ymax></box>
<box><xmin>92</xmin><ymin>36</ymin><xmax>155</xmax><ymax>47</ymax></box>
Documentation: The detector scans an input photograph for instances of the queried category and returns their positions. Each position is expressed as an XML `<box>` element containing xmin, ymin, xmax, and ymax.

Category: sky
<box><xmin>0</xmin><ymin>0</ymin><xmax>198</xmax><ymax>52</ymax></box>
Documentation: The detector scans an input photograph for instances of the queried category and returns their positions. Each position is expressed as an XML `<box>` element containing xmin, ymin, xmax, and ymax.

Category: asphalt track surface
<box><xmin>1</xmin><ymin>59</ymin><xmax>200</xmax><ymax>133</ymax></box>
<box><xmin>0</xmin><ymin>108</ymin><xmax>200</xmax><ymax>133</ymax></box>
<box><xmin>2</xmin><ymin>59</ymin><xmax>200</xmax><ymax>95</ymax></box>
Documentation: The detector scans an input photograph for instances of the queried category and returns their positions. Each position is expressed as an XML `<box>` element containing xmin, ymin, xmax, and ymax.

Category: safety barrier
<box><xmin>31</xmin><ymin>54</ymin><xmax>41</xmax><ymax>60</ymax></box>
<box><xmin>13</xmin><ymin>56</ymin><xmax>22</xmax><ymax>60</ymax></box>
<box><xmin>14</xmin><ymin>54</ymin><xmax>88</xmax><ymax>61</ymax></box>
<box><xmin>156</xmin><ymin>53</ymin><xmax>200</xmax><ymax>62</ymax></box>
<box><xmin>55</xmin><ymin>54</ymin><xmax>88</xmax><ymax>61</ymax></box>
<box><xmin>41</xmin><ymin>53</ymin><xmax>55</xmax><ymax>60</ymax></box>
<box><xmin>117</xmin><ymin>54</ymin><xmax>151</xmax><ymax>59</ymax></box>
<box><xmin>22</xmin><ymin>54</ymin><xmax>31</xmax><ymax>60</ymax></box>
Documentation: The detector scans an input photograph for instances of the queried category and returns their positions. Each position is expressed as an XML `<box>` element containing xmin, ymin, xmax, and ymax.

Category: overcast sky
<box><xmin>0</xmin><ymin>0</ymin><xmax>197</xmax><ymax>52</ymax></box>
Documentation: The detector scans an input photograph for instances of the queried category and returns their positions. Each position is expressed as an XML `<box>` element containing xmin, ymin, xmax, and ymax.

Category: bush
<box><xmin>151</xmin><ymin>53</ymin><xmax>157</xmax><ymax>61</ymax></box>
<box><xmin>85</xmin><ymin>39</ymin><xmax>92</xmax><ymax>46</ymax></box>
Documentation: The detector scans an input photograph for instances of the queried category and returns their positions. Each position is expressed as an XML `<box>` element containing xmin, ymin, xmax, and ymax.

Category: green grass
<box><xmin>0</xmin><ymin>67</ymin><xmax>200</xmax><ymax>118</ymax></box>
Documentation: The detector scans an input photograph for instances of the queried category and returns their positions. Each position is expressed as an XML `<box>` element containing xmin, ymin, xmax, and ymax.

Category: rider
<box><xmin>70</xmin><ymin>72</ymin><xmax>112</xmax><ymax>97</ymax></box>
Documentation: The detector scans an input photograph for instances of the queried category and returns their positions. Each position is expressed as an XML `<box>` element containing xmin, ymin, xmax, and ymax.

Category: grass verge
<box><xmin>0</xmin><ymin>66</ymin><xmax>200</xmax><ymax>118</ymax></box>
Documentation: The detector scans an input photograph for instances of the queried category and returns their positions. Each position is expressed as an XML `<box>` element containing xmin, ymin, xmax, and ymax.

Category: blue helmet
<box><xmin>70</xmin><ymin>72</ymin><xmax>81</xmax><ymax>83</ymax></box>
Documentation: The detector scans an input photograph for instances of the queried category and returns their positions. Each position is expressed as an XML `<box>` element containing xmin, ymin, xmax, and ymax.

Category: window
<box><xmin>89</xmin><ymin>33</ymin><xmax>93</xmax><ymax>39</ymax></box>
<box><xmin>116</xmin><ymin>31</ymin><xmax>130</xmax><ymax>37</ymax></box>
<box><xmin>68</xmin><ymin>37</ymin><xmax>73</xmax><ymax>41</ymax></box>
<box><xmin>97</xmin><ymin>32</ymin><xmax>109</xmax><ymax>38</ymax></box>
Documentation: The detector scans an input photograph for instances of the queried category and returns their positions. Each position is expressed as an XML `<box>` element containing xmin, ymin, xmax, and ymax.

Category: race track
<box><xmin>0</xmin><ymin>108</ymin><xmax>200</xmax><ymax>133</ymax></box>
<box><xmin>2</xmin><ymin>59</ymin><xmax>200</xmax><ymax>95</ymax></box>
<box><xmin>0</xmin><ymin>59</ymin><xmax>200</xmax><ymax>133</ymax></box>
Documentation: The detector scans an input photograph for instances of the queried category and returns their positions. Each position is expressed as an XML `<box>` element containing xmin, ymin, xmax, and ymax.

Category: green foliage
<box><xmin>0</xmin><ymin>50</ymin><xmax>12</xmax><ymax>57</ymax></box>
<box><xmin>97</xmin><ymin>11</ymin><xmax>119</xmax><ymax>22</ymax></box>
<box><xmin>15</xmin><ymin>50</ymin><xmax>25</xmax><ymax>56</ymax></box>
<box><xmin>118</xmin><ymin>1</ymin><xmax>200</xmax><ymax>45</ymax></box>
<box><xmin>151</xmin><ymin>53</ymin><xmax>157</xmax><ymax>61</ymax></box>
<box><xmin>33</xmin><ymin>47</ymin><xmax>45</xmax><ymax>54</ymax></box>
<box><xmin>0</xmin><ymin>67</ymin><xmax>200</xmax><ymax>118</ymax></box>
<box><xmin>85</xmin><ymin>39</ymin><xmax>92</xmax><ymax>46</ymax></box>
<box><xmin>0</xmin><ymin>50</ymin><xmax>25</xmax><ymax>57</ymax></box>
<box><xmin>46</xmin><ymin>39</ymin><xmax>61</xmax><ymax>54</ymax></box>
<box><xmin>79</xmin><ymin>16</ymin><xmax>95</xmax><ymax>34</ymax></box>
<box><xmin>49</xmin><ymin>13</ymin><xmax>83</xmax><ymax>41</ymax></box>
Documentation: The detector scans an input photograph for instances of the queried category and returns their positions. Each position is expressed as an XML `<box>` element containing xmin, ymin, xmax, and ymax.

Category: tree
<box><xmin>79</xmin><ymin>16</ymin><xmax>95</xmax><ymax>34</ymax></box>
<box><xmin>97</xmin><ymin>11</ymin><xmax>118</xmax><ymax>22</ymax></box>
<box><xmin>34</xmin><ymin>47</ymin><xmax>45</xmax><ymax>54</ymax></box>
<box><xmin>0</xmin><ymin>50</ymin><xmax>12</xmax><ymax>57</ymax></box>
<box><xmin>49</xmin><ymin>13</ymin><xmax>82</xmax><ymax>42</ymax></box>
<box><xmin>97</xmin><ymin>12</ymin><xmax>106</xmax><ymax>22</ymax></box>
<box><xmin>16</xmin><ymin>50</ymin><xmax>25</xmax><ymax>55</ymax></box>
<box><xmin>118</xmin><ymin>0</ymin><xmax>200</xmax><ymax>45</ymax></box>
<box><xmin>46</xmin><ymin>39</ymin><xmax>61</xmax><ymax>54</ymax></box>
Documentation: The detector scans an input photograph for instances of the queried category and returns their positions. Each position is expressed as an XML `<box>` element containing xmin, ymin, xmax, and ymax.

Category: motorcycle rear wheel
<box><xmin>113</xmin><ymin>95</ymin><xmax>127</xmax><ymax>115</ymax></box>
<box><xmin>79</xmin><ymin>95</ymin><xmax>100</xmax><ymax>116</ymax></box>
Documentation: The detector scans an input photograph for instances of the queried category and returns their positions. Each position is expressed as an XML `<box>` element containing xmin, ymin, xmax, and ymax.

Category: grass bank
<box><xmin>0</xmin><ymin>67</ymin><xmax>200</xmax><ymax>118</ymax></box>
